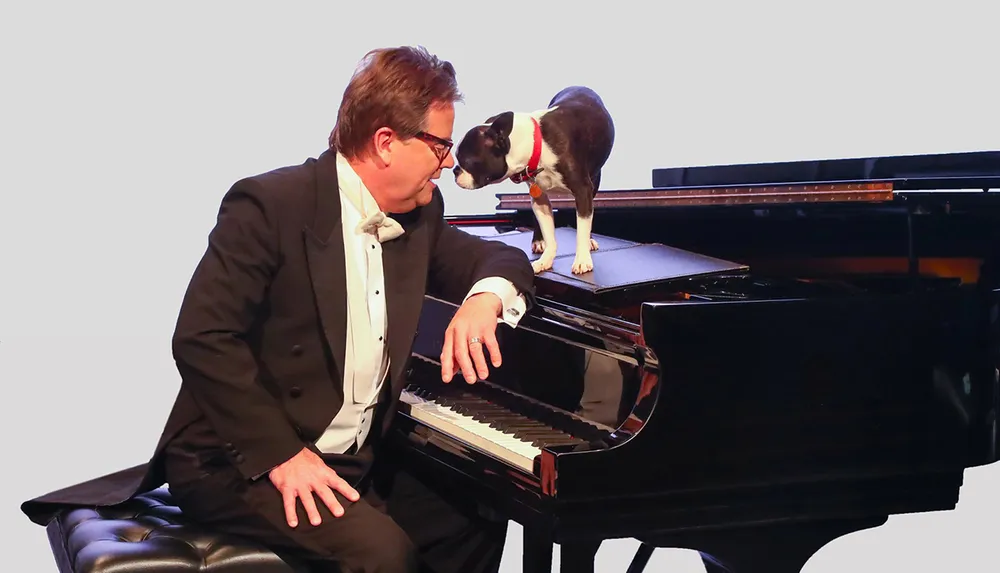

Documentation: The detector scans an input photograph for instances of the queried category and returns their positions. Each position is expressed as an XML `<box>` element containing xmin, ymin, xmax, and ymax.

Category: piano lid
<box><xmin>650</xmin><ymin>149</ymin><xmax>1000</xmax><ymax>190</ymax></box>
<box><xmin>480</xmin><ymin>227</ymin><xmax>749</xmax><ymax>297</ymax></box>
<box><xmin>492</xmin><ymin>150</ymin><xmax>1000</xmax><ymax>212</ymax></box>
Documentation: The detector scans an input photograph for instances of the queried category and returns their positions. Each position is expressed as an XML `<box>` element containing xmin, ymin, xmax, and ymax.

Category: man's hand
<box><xmin>441</xmin><ymin>292</ymin><xmax>504</xmax><ymax>383</ymax></box>
<box><xmin>268</xmin><ymin>447</ymin><xmax>360</xmax><ymax>527</ymax></box>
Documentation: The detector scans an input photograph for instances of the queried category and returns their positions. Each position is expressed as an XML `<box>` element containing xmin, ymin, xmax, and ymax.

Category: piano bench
<box><xmin>44</xmin><ymin>487</ymin><xmax>313</xmax><ymax>573</ymax></box>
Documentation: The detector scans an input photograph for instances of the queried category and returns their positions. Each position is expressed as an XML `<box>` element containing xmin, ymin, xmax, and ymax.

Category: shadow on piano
<box><xmin>392</xmin><ymin>150</ymin><xmax>1000</xmax><ymax>573</ymax></box>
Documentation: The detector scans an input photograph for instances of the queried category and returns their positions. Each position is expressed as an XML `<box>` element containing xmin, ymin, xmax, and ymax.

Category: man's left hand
<box><xmin>440</xmin><ymin>293</ymin><xmax>503</xmax><ymax>384</ymax></box>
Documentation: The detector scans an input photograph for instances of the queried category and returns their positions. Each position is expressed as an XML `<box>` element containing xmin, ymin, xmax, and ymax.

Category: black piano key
<box><xmin>519</xmin><ymin>430</ymin><xmax>579</xmax><ymax>443</ymax></box>
<box><xmin>407</xmin><ymin>380</ymin><xmax>615</xmax><ymax>449</ymax></box>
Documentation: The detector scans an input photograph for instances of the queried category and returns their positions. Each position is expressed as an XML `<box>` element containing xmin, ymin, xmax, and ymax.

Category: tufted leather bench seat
<box><xmin>44</xmin><ymin>487</ymin><xmax>315</xmax><ymax>573</ymax></box>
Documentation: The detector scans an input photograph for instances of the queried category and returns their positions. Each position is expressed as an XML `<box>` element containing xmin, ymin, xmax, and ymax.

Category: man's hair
<box><xmin>330</xmin><ymin>46</ymin><xmax>463</xmax><ymax>159</ymax></box>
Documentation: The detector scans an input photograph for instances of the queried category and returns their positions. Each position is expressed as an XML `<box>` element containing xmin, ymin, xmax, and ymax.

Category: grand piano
<box><xmin>389</xmin><ymin>150</ymin><xmax>1000</xmax><ymax>572</ymax></box>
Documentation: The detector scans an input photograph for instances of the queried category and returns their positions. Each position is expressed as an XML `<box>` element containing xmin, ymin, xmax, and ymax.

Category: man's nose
<box><xmin>441</xmin><ymin>151</ymin><xmax>455</xmax><ymax>170</ymax></box>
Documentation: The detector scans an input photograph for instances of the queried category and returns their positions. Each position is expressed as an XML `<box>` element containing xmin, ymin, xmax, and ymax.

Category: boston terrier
<box><xmin>452</xmin><ymin>86</ymin><xmax>615</xmax><ymax>274</ymax></box>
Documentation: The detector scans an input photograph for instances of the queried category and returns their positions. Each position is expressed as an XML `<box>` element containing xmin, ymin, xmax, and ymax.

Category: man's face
<box><xmin>381</xmin><ymin>102</ymin><xmax>456</xmax><ymax>213</ymax></box>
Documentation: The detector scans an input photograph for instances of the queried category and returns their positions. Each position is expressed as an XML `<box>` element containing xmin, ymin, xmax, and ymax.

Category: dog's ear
<box><xmin>485</xmin><ymin>111</ymin><xmax>514</xmax><ymax>154</ymax></box>
<box><xmin>487</xmin><ymin>111</ymin><xmax>514</xmax><ymax>136</ymax></box>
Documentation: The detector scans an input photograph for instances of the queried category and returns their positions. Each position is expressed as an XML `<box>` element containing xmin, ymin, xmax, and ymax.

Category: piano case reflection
<box><xmin>390</xmin><ymin>150</ymin><xmax>1000</xmax><ymax>573</ymax></box>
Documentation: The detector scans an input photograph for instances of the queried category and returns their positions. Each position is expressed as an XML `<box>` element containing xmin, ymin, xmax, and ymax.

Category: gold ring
<box><xmin>469</xmin><ymin>337</ymin><xmax>482</xmax><ymax>345</ymax></box>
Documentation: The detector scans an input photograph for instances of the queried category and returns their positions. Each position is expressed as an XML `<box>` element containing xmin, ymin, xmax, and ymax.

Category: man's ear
<box><xmin>485</xmin><ymin>111</ymin><xmax>514</xmax><ymax>155</ymax></box>
<box><xmin>372</xmin><ymin>127</ymin><xmax>394</xmax><ymax>165</ymax></box>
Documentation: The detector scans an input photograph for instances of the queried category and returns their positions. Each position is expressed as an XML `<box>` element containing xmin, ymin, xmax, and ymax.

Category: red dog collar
<box><xmin>510</xmin><ymin>117</ymin><xmax>543</xmax><ymax>185</ymax></box>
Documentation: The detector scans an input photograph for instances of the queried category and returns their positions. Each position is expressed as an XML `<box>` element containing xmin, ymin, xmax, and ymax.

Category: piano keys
<box><xmin>390</xmin><ymin>149</ymin><xmax>1000</xmax><ymax>573</ymax></box>
<box><xmin>399</xmin><ymin>356</ymin><xmax>622</xmax><ymax>474</ymax></box>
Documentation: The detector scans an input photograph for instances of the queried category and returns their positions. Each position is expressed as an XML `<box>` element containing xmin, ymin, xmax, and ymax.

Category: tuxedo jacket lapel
<box><xmin>302</xmin><ymin>149</ymin><xmax>429</xmax><ymax>400</ymax></box>
<box><xmin>303</xmin><ymin>150</ymin><xmax>348</xmax><ymax>398</ymax></box>
<box><xmin>381</xmin><ymin>216</ymin><xmax>427</xmax><ymax>393</ymax></box>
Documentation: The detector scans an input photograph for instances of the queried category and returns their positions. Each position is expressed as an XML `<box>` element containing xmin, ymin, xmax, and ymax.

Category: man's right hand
<box><xmin>268</xmin><ymin>447</ymin><xmax>360</xmax><ymax>527</ymax></box>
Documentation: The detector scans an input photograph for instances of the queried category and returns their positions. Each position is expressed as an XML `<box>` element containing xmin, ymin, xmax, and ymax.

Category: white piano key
<box><xmin>400</xmin><ymin>389</ymin><xmax>541</xmax><ymax>473</ymax></box>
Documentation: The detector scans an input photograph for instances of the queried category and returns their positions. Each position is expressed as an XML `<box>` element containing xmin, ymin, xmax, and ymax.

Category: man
<box><xmin>22</xmin><ymin>45</ymin><xmax>535</xmax><ymax>573</ymax></box>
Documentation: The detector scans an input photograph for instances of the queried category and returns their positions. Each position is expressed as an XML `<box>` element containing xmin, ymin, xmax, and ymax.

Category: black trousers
<box><xmin>163</xmin><ymin>427</ymin><xmax>508</xmax><ymax>573</ymax></box>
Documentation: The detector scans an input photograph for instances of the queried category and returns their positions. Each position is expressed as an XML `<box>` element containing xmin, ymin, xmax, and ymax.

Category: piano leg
<box><xmin>626</xmin><ymin>542</ymin><xmax>655</xmax><ymax>573</ymax></box>
<box><xmin>560</xmin><ymin>540</ymin><xmax>602</xmax><ymax>573</ymax></box>
<box><xmin>522</xmin><ymin>528</ymin><xmax>553</xmax><ymax>573</ymax></box>
<box><xmin>640</xmin><ymin>516</ymin><xmax>887</xmax><ymax>573</ymax></box>
<box><xmin>522</xmin><ymin>529</ymin><xmax>601</xmax><ymax>573</ymax></box>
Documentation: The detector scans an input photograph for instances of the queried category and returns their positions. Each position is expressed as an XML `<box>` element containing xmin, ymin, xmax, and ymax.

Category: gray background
<box><xmin>3</xmin><ymin>1</ymin><xmax>998</xmax><ymax>570</ymax></box>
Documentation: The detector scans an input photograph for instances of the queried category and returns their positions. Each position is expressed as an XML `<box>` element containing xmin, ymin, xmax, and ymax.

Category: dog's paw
<box><xmin>531</xmin><ymin>239</ymin><xmax>546</xmax><ymax>254</ymax></box>
<box><xmin>590</xmin><ymin>237</ymin><xmax>599</xmax><ymax>251</ymax></box>
<box><xmin>532</xmin><ymin>254</ymin><xmax>555</xmax><ymax>274</ymax></box>
<box><xmin>571</xmin><ymin>251</ymin><xmax>594</xmax><ymax>274</ymax></box>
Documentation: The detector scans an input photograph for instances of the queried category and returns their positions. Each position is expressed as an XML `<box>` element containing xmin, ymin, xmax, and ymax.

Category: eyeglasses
<box><xmin>414</xmin><ymin>131</ymin><xmax>453</xmax><ymax>168</ymax></box>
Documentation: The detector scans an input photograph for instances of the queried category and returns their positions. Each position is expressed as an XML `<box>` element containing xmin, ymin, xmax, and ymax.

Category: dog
<box><xmin>453</xmin><ymin>86</ymin><xmax>614</xmax><ymax>275</ymax></box>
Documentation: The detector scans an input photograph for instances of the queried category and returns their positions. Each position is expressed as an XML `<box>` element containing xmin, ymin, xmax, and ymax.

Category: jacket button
<box><xmin>291</xmin><ymin>344</ymin><xmax>303</xmax><ymax>356</ymax></box>
<box><xmin>289</xmin><ymin>386</ymin><xmax>302</xmax><ymax>398</ymax></box>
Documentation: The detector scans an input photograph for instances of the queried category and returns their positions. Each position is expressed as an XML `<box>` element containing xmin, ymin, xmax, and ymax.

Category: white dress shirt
<box><xmin>314</xmin><ymin>153</ymin><xmax>527</xmax><ymax>454</ymax></box>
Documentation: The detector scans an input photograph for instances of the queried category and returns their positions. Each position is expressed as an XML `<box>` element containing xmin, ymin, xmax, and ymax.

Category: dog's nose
<box><xmin>452</xmin><ymin>166</ymin><xmax>461</xmax><ymax>176</ymax></box>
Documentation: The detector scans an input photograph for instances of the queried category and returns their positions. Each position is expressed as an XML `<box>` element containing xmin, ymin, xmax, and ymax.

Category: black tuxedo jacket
<box><xmin>22</xmin><ymin>148</ymin><xmax>535</xmax><ymax>525</ymax></box>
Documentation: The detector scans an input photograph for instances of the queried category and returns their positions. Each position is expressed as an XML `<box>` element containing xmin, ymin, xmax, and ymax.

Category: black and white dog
<box><xmin>452</xmin><ymin>86</ymin><xmax>614</xmax><ymax>274</ymax></box>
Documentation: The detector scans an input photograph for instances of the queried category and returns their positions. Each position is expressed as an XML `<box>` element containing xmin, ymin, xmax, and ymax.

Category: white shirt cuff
<box><xmin>464</xmin><ymin>277</ymin><xmax>527</xmax><ymax>328</ymax></box>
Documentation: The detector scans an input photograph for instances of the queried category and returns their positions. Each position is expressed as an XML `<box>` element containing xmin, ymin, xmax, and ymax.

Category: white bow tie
<box><xmin>357</xmin><ymin>211</ymin><xmax>404</xmax><ymax>243</ymax></box>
